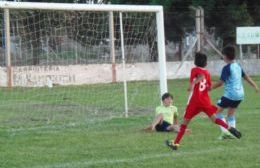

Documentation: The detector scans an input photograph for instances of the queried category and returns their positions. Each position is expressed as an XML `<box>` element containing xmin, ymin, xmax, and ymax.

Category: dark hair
<box><xmin>194</xmin><ymin>52</ymin><xmax>207</xmax><ymax>67</ymax></box>
<box><xmin>222</xmin><ymin>46</ymin><xmax>236</xmax><ymax>60</ymax></box>
<box><xmin>161</xmin><ymin>92</ymin><xmax>173</xmax><ymax>101</ymax></box>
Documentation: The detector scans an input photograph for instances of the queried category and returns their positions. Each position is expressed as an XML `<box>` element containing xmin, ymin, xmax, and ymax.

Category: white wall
<box><xmin>0</xmin><ymin>59</ymin><xmax>259</xmax><ymax>87</ymax></box>
<box><xmin>168</xmin><ymin>59</ymin><xmax>260</xmax><ymax>79</ymax></box>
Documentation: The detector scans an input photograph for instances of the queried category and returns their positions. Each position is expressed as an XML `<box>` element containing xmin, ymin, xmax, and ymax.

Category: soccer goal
<box><xmin>0</xmin><ymin>2</ymin><xmax>167</xmax><ymax>122</ymax></box>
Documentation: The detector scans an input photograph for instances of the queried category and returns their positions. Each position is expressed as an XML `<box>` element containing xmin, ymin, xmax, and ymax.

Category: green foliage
<box><xmin>5</xmin><ymin>0</ymin><xmax>260</xmax><ymax>47</ymax></box>
<box><xmin>191</xmin><ymin>0</ymin><xmax>254</xmax><ymax>44</ymax></box>
<box><xmin>229</xmin><ymin>3</ymin><xmax>253</xmax><ymax>26</ymax></box>
<box><xmin>149</xmin><ymin>0</ymin><xmax>173</xmax><ymax>11</ymax></box>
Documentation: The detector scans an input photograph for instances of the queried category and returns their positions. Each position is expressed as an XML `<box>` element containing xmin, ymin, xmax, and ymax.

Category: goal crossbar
<box><xmin>0</xmin><ymin>2</ymin><xmax>162</xmax><ymax>12</ymax></box>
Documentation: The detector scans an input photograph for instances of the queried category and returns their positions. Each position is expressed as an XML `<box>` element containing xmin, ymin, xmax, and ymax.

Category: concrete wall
<box><xmin>0</xmin><ymin>59</ymin><xmax>259</xmax><ymax>87</ymax></box>
<box><xmin>168</xmin><ymin>59</ymin><xmax>260</xmax><ymax>79</ymax></box>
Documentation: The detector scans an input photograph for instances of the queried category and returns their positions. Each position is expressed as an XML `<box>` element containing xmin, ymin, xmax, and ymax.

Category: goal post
<box><xmin>0</xmin><ymin>2</ymin><xmax>163</xmax><ymax>12</ymax></box>
<box><xmin>0</xmin><ymin>1</ymin><xmax>167</xmax><ymax>119</ymax></box>
<box><xmin>0</xmin><ymin>2</ymin><xmax>167</xmax><ymax>95</ymax></box>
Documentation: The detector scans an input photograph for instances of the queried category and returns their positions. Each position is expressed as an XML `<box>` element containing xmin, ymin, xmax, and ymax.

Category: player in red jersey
<box><xmin>165</xmin><ymin>52</ymin><xmax>241</xmax><ymax>150</ymax></box>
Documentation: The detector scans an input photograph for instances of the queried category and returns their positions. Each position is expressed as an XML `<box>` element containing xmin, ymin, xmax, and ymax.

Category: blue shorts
<box><xmin>155</xmin><ymin>121</ymin><xmax>171</xmax><ymax>132</ymax></box>
<box><xmin>217</xmin><ymin>96</ymin><xmax>242</xmax><ymax>108</ymax></box>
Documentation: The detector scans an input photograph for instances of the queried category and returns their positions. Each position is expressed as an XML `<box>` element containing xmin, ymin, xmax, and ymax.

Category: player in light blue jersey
<box><xmin>211</xmin><ymin>46</ymin><xmax>259</xmax><ymax>139</ymax></box>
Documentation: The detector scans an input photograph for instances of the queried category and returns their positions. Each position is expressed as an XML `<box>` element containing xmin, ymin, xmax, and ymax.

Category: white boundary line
<box><xmin>31</xmin><ymin>146</ymin><xmax>260</xmax><ymax>168</ymax></box>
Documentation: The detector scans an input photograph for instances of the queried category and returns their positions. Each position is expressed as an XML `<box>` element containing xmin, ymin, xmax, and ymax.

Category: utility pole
<box><xmin>175</xmin><ymin>6</ymin><xmax>223</xmax><ymax>76</ymax></box>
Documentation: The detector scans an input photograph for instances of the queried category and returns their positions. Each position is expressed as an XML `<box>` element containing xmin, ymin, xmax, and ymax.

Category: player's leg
<box><xmin>144</xmin><ymin>113</ymin><xmax>164</xmax><ymax>131</ymax></box>
<box><xmin>210</xmin><ymin>114</ymin><xmax>241</xmax><ymax>139</ymax></box>
<box><xmin>165</xmin><ymin>104</ymin><xmax>197</xmax><ymax>150</ymax></box>
<box><xmin>216</xmin><ymin>106</ymin><xmax>234</xmax><ymax>139</ymax></box>
<box><xmin>166</xmin><ymin>124</ymin><xmax>179</xmax><ymax>132</ymax></box>
<box><xmin>216</xmin><ymin>107</ymin><xmax>228</xmax><ymax>131</ymax></box>
<box><xmin>167</xmin><ymin>124</ymin><xmax>192</xmax><ymax>134</ymax></box>
<box><xmin>156</xmin><ymin>121</ymin><xmax>172</xmax><ymax>132</ymax></box>
<box><xmin>204</xmin><ymin>105</ymin><xmax>242</xmax><ymax>139</ymax></box>
<box><xmin>202</xmin><ymin>104</ymin><xmax>226</xmax><ymax>128</ymax></box>
<box><xmin>174</xmin><ymin>104</ymin><xmax>197</xmax><ymax>145</ymax></box>
<box><xmin>174</xmin><ymin>119</ymin><xmax>190</xmax><ymax>142</ymax></box>
<box><xmin>151</xmin><ymin>113</ymin><xmax>164</xmax><ymax>131</ymax></box>
<box><xmin>210</xmin><ymin>114</ymin><xmax>228</xmax><ymax>129</ymax></box>
<box><xmin>216</xmin><ymin>97</ymin><xmax>230</xmax><ymax>134</ymax></box>
<box><xmin>216</xmin><ymin>97</ymin><xmax>237</xmax><ymax>139</ymax></box>
<box><xmin>226</xmin><ymin>100</ymin><xmax>241</xmax><ymax>128</ymax></box>
<box><xmin>165</xmin><ymin>119</ymin><xmax>190</xmax><ymax>150</ymax></box>
<box><xmin>227</xmin><ymin>108</ymin><xmax>236</xmax><ymax>128</ymax></box>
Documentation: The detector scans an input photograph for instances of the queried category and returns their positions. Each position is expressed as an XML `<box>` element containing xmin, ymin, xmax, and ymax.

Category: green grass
<box><xmin>1</xmin><ymin>77</ymin><xmax>260</xmax><ymax>168</ymax></box>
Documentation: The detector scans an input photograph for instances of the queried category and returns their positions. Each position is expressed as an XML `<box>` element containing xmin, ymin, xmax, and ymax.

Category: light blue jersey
<box><xmin>220</xmin><ymin>62</ymin><xmax>245</xmax><ymax>100</ymax></box>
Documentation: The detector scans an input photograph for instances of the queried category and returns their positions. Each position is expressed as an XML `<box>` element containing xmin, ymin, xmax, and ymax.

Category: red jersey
<box><xmin>187</xmin><ymin>67</ymin><xmax>212</xmax><ymax>106</ymax></box>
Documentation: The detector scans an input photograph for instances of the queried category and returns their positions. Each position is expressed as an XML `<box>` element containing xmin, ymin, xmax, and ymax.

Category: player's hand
<box><xmin>151</xmin><ymin>125</ymin><xmax>156</xmax><ymax>131</ymax></box>
<box><xmin>143</xmin><ymin>125</ymin><xmax>154</xmax><ymax>132</ymax></box>
<box><xmin>187</xmin><ymin>85</ymin><xmax>193</xmax><ymax>92</ymax></box>
<box><xmin>187</xmin><ymin>87</ymin><xmax>191</xmax><ymax>92</ymax></box>
<box><xmin>255</xmin><ymin>86</ymin><xmax>259</xmax><ymax>93</ymax></box>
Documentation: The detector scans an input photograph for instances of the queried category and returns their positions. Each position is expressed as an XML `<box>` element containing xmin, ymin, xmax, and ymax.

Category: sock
<box><xmin>174</xmin><ymin>124</ymin><xmax>187</xmax><ymax>144</ymax></box>
<box><xmin>227</xmin><ymin>116</ymin><xmax>236</xmax><ymax>128</ymax></box>
<box><xmin>215</xmin><ymin>118</ymin><xmax>228</xmax><ymax>129</ymax></box>
<box><xmin>216</xmin><ymin>113</ymin><xmax>229</xmax><ymax>134</ymax></box>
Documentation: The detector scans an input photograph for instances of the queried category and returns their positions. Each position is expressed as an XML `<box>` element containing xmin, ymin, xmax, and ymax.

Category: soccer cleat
<box><xmin>165</xmin><ymin>140</ymin><xmax>179</xmax><ymax>150</ymax></box>
<box><xmin>218</xmin><ymin>132</ymin><xmax>236</xmax><ymax>140</ymax></box>
<box><xmin>228</xmin><ymin>127</ymin><xmax>242</xmax><ymax>139</ymax></box>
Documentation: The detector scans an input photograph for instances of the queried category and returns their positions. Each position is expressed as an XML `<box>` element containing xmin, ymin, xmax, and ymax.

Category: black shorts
<box><xmin>155</xmin><ymin>121</ymin><xmax>171</xmax><ymax>132</ymax></box>
<box><xmin>217</xmin><ymin>96</ymin><xmax>242</xmax><ymax>108</ymax></box>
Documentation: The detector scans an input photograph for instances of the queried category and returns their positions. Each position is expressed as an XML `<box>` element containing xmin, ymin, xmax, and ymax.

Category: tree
<box><xmin>192</xmin><ymin>0</ymin><xmax>254</xmax><ymax>45</ymax></box>
<box><xmin>10</xmin><ymin>0</ymin><xmax>260</xmax><ymax>59</ymax></box>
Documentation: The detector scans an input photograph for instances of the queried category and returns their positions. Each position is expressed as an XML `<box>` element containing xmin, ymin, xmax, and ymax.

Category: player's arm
<box><xmin>171</xmin><ymin>115</ymin><xmax>179</xmax><ymax>133</ymax></box>
<box><xmin>211</xmin><ymin>66</ymin><xmax>228</xmax><ymax>90</ymax></box>
<box><xmin>151</xmin><ymin>113</ymin><xmax>164</xmax><ymax>131</ymax></box>
<box><xmin>188</xmin><ymin>74</ymin><xmax>205</xmax><ymax>92</ymax></box>
<box><xmin>173</xmin><ymin>114</ymin><xmax>178</xmax><ymax>125</ymax></box>
<box><xmin>211</xmin><ymin>80</ymin><xmax>224</xmax><ymax>90</ymax></box>
<box><xmin>144</xmin><ymin>113</ymin><xmax>163</xmax><ymax>132</ymax></box>
<box><xmin>243</xmin><ymin>74</ymin><xmax>259</xmax><ymax>92</ymax></box>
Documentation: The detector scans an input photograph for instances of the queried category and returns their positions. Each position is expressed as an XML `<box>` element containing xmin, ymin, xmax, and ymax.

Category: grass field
<box><xmin>1</xmin><ymin>77</ymin><xmax>260</xmax><ymax>168</ymax></box>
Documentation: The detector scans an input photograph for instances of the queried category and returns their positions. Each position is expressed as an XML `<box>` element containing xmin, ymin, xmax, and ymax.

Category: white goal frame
<box><xmin>0</xmin><ymin>1</ymin><xmax>168</xmax><ymax>117</ymax></box>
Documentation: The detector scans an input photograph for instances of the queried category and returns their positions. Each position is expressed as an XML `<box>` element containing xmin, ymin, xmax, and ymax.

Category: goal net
<box><xmin>0</xmin><ymin>2</ymin><xmax>167</xmax><ymax>127</ymax></box>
